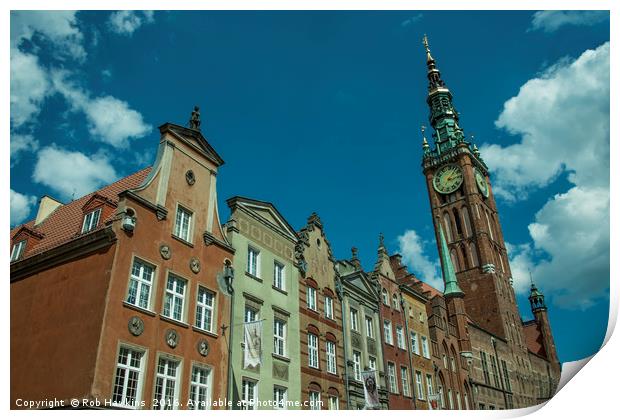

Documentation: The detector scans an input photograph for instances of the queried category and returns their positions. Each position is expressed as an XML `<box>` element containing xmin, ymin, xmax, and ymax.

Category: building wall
<box><xmin>225</xmin><ymin>204</ymin><xmax>301</xmax><ymax>409</ymax></box>
<box><xmin>10</xmin><ymin>244</ymin><xmax>116</xmax><ymax>408</ymax></box>
<box><xmin>298</xmin><ymin>218</ymin><xmax>346</xmax><ymax>409</ymax></box>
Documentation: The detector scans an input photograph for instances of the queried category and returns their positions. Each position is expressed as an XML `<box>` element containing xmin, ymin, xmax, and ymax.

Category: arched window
<box><xmin>452</xmin><ymin>208</ymin><xmax>463</xmax><ymax>237</ymax></box>
<box><xmin>450</xmin><ymin>249</ymin><xmax>460</xmax><ymax>272</ymax></box>
<box><xmin>443</xmin><ymin>212</ymin><xmax>453</xmax><ymax>242</ymax></box>
<box><xmin>498</xmin><ymin>249</ymin><xmax>505</xmax><ymax>273</ymax></box>
<box><xmin>392</xmin><ymin>294</ymin><xmax>399</xmax><ymax>310</ymax></box>
<box><xmin>382</xmin><ymin>289</ymin><xmax>389</xmax><ymax>306</ymax></box>
<box><xmin>485</xmin><ymin>210</ymin><xmax>495</xmax><ymax>241</ymax></box>
<box><xmin>460</xmin><ymin>245</ymin><xmax>469</xmax><ymax>270</ymax></box>
<box><xmin>470</xmin><ymin>243</ymin><xmax>479</xmax><ymax>267</ymax></box>
<box><xmin>462</xmin><ymin>207</ymin><xmax>472</xmax><ymax>237</ymax></box>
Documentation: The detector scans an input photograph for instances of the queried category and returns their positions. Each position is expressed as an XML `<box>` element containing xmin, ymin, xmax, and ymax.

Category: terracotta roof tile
<box><xmin>10</xmin><ymin>167</ymin><xmax>151</xmax><ymax>260</ymax></box>
<box><xmin>523</xmin><ymin>321</ymin><xmax>547</xmax><ymax>358</ymax></box>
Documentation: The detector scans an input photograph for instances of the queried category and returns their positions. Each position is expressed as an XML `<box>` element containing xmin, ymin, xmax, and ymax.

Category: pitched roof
<box><xmin>523</xmin><ymin>321</ymin><xmax>547</xmax><ymax>358</ymax></box>
<box><xmin>10</xmin><ymin>167</ymin><xmax>151</xmax><ymax>259</ymax></box>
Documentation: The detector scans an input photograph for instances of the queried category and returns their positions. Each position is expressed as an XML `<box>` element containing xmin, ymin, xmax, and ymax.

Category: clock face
<box><xmin>433</xmin><ymin>164</ymin><xmax>464</xmax><ymax>194</ymax></box>
<box><xmin>474</xmin><ymin>167</ymin><xmax>489</xmax><ymax>198</ymax></box>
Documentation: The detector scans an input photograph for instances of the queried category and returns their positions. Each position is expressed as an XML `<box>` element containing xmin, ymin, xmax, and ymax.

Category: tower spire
<box><xmin>422</xmin><ymin>34</ymin><xmax>445</xmax><ymax>91</ymax></box>
<box><xmin>438</xmin><ymin>219</ymin><xmax>463</xmax><ymax>297</ymax></box>
<box><xmin>528</xmin><ymin>270</ymin><xmax>546</xmax><ymax>312</ymax></box>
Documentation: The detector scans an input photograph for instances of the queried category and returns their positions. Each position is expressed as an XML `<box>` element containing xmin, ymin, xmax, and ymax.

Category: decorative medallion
<box><xmin>197</xmin><ymin>339</ymin><xmax>209</xmax><ymax>357</ymax></box>
<box><xmin>185</xmin><ymin>170</ymin><xmax>196</xmax><ymax>186</ymax></box>
<box><xmin>190</xmin><ymin>257</ymin><xmax>201</xmax><ymax>274</ymax></box>
<box><xmin>160</xmin><ymin>244</ymin><xmax>171</xmax><ymax>260</ymax></box>
<box><xmin>165</xmin><ymin>329</ymin><xmax>179</xmax><ymax>348</ymax></box>
<box><xmin>128</xmin><ymin>316</ymin><xmax>144</xmax><ymax>336</ymax></box>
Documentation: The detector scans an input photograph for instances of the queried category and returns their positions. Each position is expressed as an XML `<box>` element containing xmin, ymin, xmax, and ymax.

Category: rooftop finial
<box><xmin>421</xmin><ymin>124</ymin><xmax>430</xmax><ymax>153</ymax></box>
<box><xmin>422</xmin><ymin>34</ymin><xmax>433</xmax><ymax>63</ymax></box>
<box><xmin>189</xmin><ymin>105</ymin><xmax>201</xmax><ymax>131</ymax></box>
<box><xmin>529</xmin><ymin>269</ymin><xmax>535</xmax><ymax>287</ymax></box>
<box><xmin>379</xmin><ymin>232</ymin><xmax>385</xmax><ymax>249</ymax></box>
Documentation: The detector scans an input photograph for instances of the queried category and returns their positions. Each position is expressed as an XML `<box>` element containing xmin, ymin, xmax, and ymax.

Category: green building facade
<box><xmin>225</xmin><ymin>196</ymin><xmax>301</xmax><ymax>409</ymax></box>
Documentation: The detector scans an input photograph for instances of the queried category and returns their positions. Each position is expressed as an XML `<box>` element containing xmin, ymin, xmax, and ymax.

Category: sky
<box><xmin>9</xmin><ymin>10</ymin><xmax>610</xmax><ymax>364</ymax></box>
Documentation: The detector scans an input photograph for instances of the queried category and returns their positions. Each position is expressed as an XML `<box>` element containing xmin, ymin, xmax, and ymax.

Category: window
<box><xmin>450</xmin><ymin>355</ymin><xmax>456</xmax><ymax>372</ymax></box>
<box><xmin>350</xmin><ymin>308</ymin><xmax>359</xmax><ymax>331</ymax></box>
<box><xmin>401</xmin><ymin>367</ymin><xmax>411</xmax><ymax>397</ymax></box>
<box><xmin>173</xmin><ymin>205</ymin><xmax>192</xmax><ymax>242</ymax></box>
<box><xmin>245</xmin><ymin>306</ymin><xmax>258</xmax><ymax>323</ymax></box>
<box><xmin>127</xmin><ymin>258</ymin><xmax>154</xmax><ymax>309</ymax></box>
<box><xmin>383</xmin><ymin>320</ymin><xmax>393</xmax><ymax>345</ymax></box>
<box><xmin>396</xmin><ymin>326</ymin><xmax>405</xmax><ymax>349</ymax></box>
<box><xmin>153</xmin><ymin>357</ymin><xmax>180</xmax><ymax>410</ymax></box>
<box><xmin>328</xmin><ymin>395</ymin><xmax>339</xmax><ymax>410</ymax></box>
<box><xmin>163</xmin><ymin>274</ymin><xmax>186</xmax><ymax>322</ymax></box>
<box><xmin>415</xmin><ymin>371</ymin><xmax>424</xmax><ymax>400</ymax></box>
<box><xmin>189</xmin><ymin>365</ymin><xmax>211</xmax><ymax>410</ymax></box>
<box><xmin>352</xmin><ymin>351</ymin><xmax>362</xmax><ymax>381</ymax></box>
<box><xmin>195</xmin><ymin>287</ymin><xmax>215</xmax><ymax>332</ymax></box>
<box><xmin>421</xmin><ymin>336</ymin><xmax>430</xmax><ymax>359</ymax></box>
<box><xmin>392</xmin><ymin>294</ymin><xmax>399</xmax><ymax>309</ymax></box>
<box><xmin>307</xmin><ymin>286</ymin><xmax>317</xmax><ymax>311</ymax></box>
<box><xmin>273</xmin><ymin>261</ymin><xmax>285</xmax><ymax>290</ymax></box>
<box><xmin>112</xmin><ymin>346</ymin><xmax>145</xmax><ymax>408</ymax></box>
<box><xmin>442</xmin><ymin>353</ymin><xmax>448</xmax><ymax>369</ymax></box>
<box><xmin>273</xmin><ymin>386</ymin><xmax>287</xmax><ymax>409</ymax></box>
<box><xmin>387</xmin><ymin>363</ymin><xmax>398</xmax><ymax>393</ymax></box>
<box><xmin>10</xmin><ymin>240</ymin><xmax>26</xmax><ymax>262</ymax></box>
<box><xmin>247</xmin><ymin>247</ymin><xmax>260</xmax><ymax>277</ymax></box>
<box><xmin>382</xmin><ymin>288</ymin><xmax>389</xmax><ymax>306</ymax></box>
<box><xmin>456</xmin><ymin>391</ymin><xmax>462</xmax><ymax>409</ymax></box>
<box><xmin>501</xmin><ymin>360</ymin><xmax>512</xmax><ymax>391</ymax></box>
<box><xmin>82</xmin><ymin>208</ymin><xmax>101</xmax><ymax>233</ymax></box>
<box><xmin>241</xmin><ymin>379</ymin><xmax>257</xmax><ymax>410</ymax></box>
<box><xmin>368</xmin><ymin>356</ymin><xmax>377</xmax><ymax>372</ymax></box>
<box><xmin>365</xmin><ymin>317</ymin><xmax>374</xmax><ymax>339</ymax></box>
<box><xmin>464</xmin><ymin>392</ymin><xmax>470</xmax><ymax>410</ymax></box>
<box><xmin>326</xmin><ymin>341</ymin><xmax>337</xmax><ymax>374</ymax></box>
<box><xmin>425</xmin><ymin>374</ymin><xmax>434</xmax><ymax>397</ymax></box>
<box><xmin>273</xmin><ymin>319</ymin><xmax>287</xmax><ymax>357</ymax></box>
<box><xmin>325</xmin><ymin>296</ymin><xmax>334</xmax><ymax>319</ymax></box>
<box><xmin>410</xmin><ymin>331</ymin><xmax>419</xmax><ymax>355</ymax></box>
<box><xmin>448</xmin><ymin>389</ymin><xmax>454</xmax><ymax>409</ymax></box>
<box><xmin>308</xmin><ymin>333</ymin><xmax>319</xmax><ymax>368</ymax></box>
<box><xmin>439</xmin><ymin>386</ymin><xmax>445</xmax><ymax>409</ymax></box>
<box><xmin>480</xmin><ymin>351</ymin><xmax>490</xmax><ymax>385</ymax></box>
<box><xmin>309</xmin><ymin>391</ymin><xmax>321</xmax><ymax>410</ymax></box>
<box><xmin>490</xmin><ymin>355</ymin><xmax>500</xmax><ymax>388</ymax></box>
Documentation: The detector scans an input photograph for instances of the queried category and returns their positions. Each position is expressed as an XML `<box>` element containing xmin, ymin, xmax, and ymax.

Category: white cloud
<box><xmin>10</xmin><ymin>49</ymin><xmax>51</xmax><ymax>128</ymax></box>
<box><xmin>10</xmin><ymin>189</ymin><xmax>38</xmax><ymax>226</ymax></box>
<box><xmin>11</xmin><ymin>133</ymin><xmax>40</xmax><ymax>166</ymax></box>
<box><xmin>482</xmin><ymin>43</ymin><xmax>609</xmax><ymax>310</ymax></box>
<box><xmin>397</xmin><ymin>229</ymin><xmax>443</xmax><ymax>290</ymax></box>
<box><xmin>108</xmin><ymin>11</ymin><xmax>155</xmax><ymax>36</ymax></box>
<box><xmin>52</xmin><ymin>72</ymin><xmax>152</xmax><ymax>148</ymax></box>
<box><xmin>401</xmin><ymin>14</ymin><xmax>423</xmax><ymax>28</ymax></box>
<box><xmin>32</xmin><ymin>145</ymin><xmax>118</xmax><ymax>200</ymax></box>
<box><xmin>530</xmin><ymin>11</ymin><xmax>609</xmax><ymax>33</ymax></box>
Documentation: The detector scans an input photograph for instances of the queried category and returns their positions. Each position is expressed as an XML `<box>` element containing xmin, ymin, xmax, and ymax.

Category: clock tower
<box><xmin>419</xmin><ymin>35</ymin><xmax>527</xmax><ymax>351</ymax></box>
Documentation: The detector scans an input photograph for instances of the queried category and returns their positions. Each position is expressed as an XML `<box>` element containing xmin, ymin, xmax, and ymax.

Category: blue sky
<box><xmin>9</xmin><ymin>10</ymin><xmax>610</xmax><ymax>363</ymax></box>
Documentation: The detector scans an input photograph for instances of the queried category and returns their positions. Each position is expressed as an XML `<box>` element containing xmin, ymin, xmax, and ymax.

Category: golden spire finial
<box><xmin>422</xmin><ymin>34</ymin><xmax>434</xmax><ymax>63</ymax></box>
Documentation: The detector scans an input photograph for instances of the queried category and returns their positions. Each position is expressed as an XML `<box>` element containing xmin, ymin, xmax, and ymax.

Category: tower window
<box><xmin>452</xmin><ymin>208</ymin><xmax>463</xmax><ymax>236</ymax></box>
<box><xmin>443</xmin><ymin>212</ymin><xmax>453</xmax><ymax>242</ymax></box>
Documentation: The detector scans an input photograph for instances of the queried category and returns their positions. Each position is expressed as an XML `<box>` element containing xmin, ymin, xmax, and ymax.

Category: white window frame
<box><xmin>273</xmin><ymin>260</ymin><xmax>285</xmax><ymax>290</ymax></box>
<box><xmin>273</xmin><ymin>386</ymin><xmax>287</xmax><ymax>410</ymax></box>
<box><xmin>384</xmin><ymin>320</ymin><xmax>393</xmax><ymax>345</ymax></box>
<box><xmin>396</xmin><ymin>325</ymin><xmax>405</xmax><ymax>349</ymax></box>
<box><xmin>10</xmin><ymin>239</ymin><xmax>27</xmax><ymax>262</ymax></box>
<box><xmin>309</xmin><ymin>391</ymin><xmax>321</xmax><ymax>410</ymax></box>
<box><xmin>244</xmin><ymin>305</ymin><xmax>259</xmax><ymax>323</ymax></box>
<box><xmin>273</xmin><ymin>318</ymin><xmax>287</xmax><ymax>357</ymax></box>
<box><xmin>368</xmin><ymin>356</ymin><xmax>377</xmax><ymax>372</ymax></box>
<box><xmin>325</xmin><ymin>296</ymin><xmax>334</xmax><ymax>319</ymax></box>
<box><xmin>401</xmin><ymin>366</ymin><xmax>411</xmax><ymax>397</ymax></box>
<box><xmin>350</xmin><ymin>308</ymin><xmax>359</xmax><ymax>331</ymax></box>
<box><xmin>127</xmin><ymin>258</ymin><xmax>155</xmax><ymax>310</ymax></box>
<box><xmin>448</xmin><ymin>389</ymin><xmax>454</xmax><ymax>409</ymax></box>
<box><xmin>326</xmin><ymin>341</ymin><xmax>337</xmax><ymax>374</ymax></box>
<box><xmin>387</xmin><ymin>362</ymin><xmax>398</xmax><ymax>393</ymax></box>
<box><xmin>421</xmin><ymin>336</ymin><xmax>430</xmax><ymax>359</ymax></box>
<box><xmin>163</xmin><ymin>274</ymin><xmax>187</xmax><ymax>322</ymax></box>
<box><xmin>188</xmin><ymin>364</ymin><xmax>212</xmax><ymax>410</ymax></box>
<box><xmin>392</xmin><ymin>294</ymin><xmax>399</xmax><ymax>310</ymax></box>
<box><xmin>328</xmin><ymin>395</ymin><xmax>339</xmax><ymax>410</ymax></box>
<box><xmin>307</xmin><ymin>286</ymin><xmax>317</xmax><ymax>311</ymax></box>
<box><xmin>365</xmin><ymin>316</ymin><xmax>374</xmax><ymax>339</ymax></box>
<box><xmin>153</xmin><ymin>356</ymin><xmax>181</xmax><ymax>410</ymax></box>
<box><xmin>410</xmin><ymin>331</ymin><xmax>420</xmax><ymax>355</ymax></box>
<box><xmin>82</xmin><ymin>208</ymin><xmax>101</xmax><ymax>233</ymax></box>
<box><xmin>415</xmin><ymin>371</ymin><xmax>424</xmax><ymax>400</ymax></box>
<box><xmin>308</xmin><ymin>333</ymin><xmax>319</xmax><ymax>368</ymax></box>
<box><xmin>111</xmin><ymin>345</ymin><xmax>145</xmax><ymax>408</ymax></box>
<box><xmin>353</xmin><ymin>351</ymin><xmax>362</xmax><ymax>381</ymax></box>
<box><xmin>247</xmin><ymin>246</ymin><xmax>260</xmax><ymax>277</ymax></box>
<box><xmin>241</xmin><ymin>378</ymin><xmax>258</xmax><ymax>410</ymax></box>
<box><xmin>382</xmin><ymin>289</ymin><xmax>389</xmax><ymax>306</ymax></box>
<box><xmin>173</xmin><ymin>205</ymin><xmax>192</xmax><ymax>242</ymax></box>
<box><xmin>425</xmin><ymin>374</ymin><xmax>434</xmax><ymax>397</ymax></box>
<box><xmin>195</xmin><ymin>286</ymin><xmax>215</xmax><ymax>333</ymax></box>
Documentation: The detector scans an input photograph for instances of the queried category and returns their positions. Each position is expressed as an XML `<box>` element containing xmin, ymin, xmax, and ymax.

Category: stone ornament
<box><xmin>186</xmin><ymin>170</ymin><xmax>196</xmax><ymax>185</ymax></box>
<box><xmin>190</xmin><ymin>257</ymin><xmax>201</xmax><ymax>274</ymax></box>
<box><xmin>160</xmin><ymin>244</ymin><xmax>171</xmax><ymax>260</ymax></box>
<box><xmin>165</xmin><ymin>329</ymin><xmax>179</xmax><ymax>348</ymax></box>
<box><xmin>197</xmin><ymin>339</ymin><xmax>209</xmax><ymax>357</ymax></box>
<box><xmin>128</xmin><ymin>316</ymin><xmax>144</xmax><ymax>336</ymax></box>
